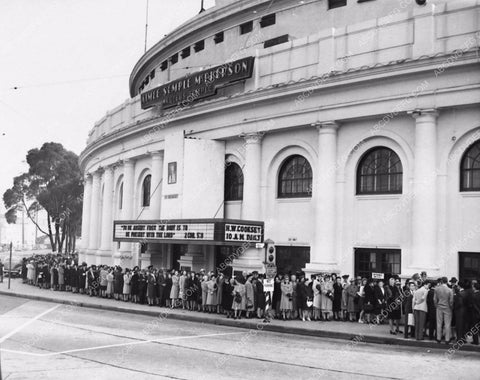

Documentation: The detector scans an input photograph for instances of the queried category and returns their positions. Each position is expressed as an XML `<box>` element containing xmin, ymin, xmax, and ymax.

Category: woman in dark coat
<box><xmin>403</xmin><ymin>281</ymin><xmax>415</xmax><ymax>339</ymax></box>
<box><xmin>165</xmin><ymin>272</ymin><xmax>172</xmax><ymax>308</ymax></box>
<box><xmin>78</xmin><ymin>265</ymin><xmax>86</xmax><ymax>293</ymax></box>
<box><xmin>114</xmin><ymin>267</ymin><xmax>124</xmax><ymax>300</ymax></box>
<box><xmin>131</xmin><ymin>268</ymin><xmax>139</xmax><ymax>303</ymax></box>
<box><xmin>255</xmin><ymin>276</ymin><xmax>266</xmax><ymax>319</ymax></box>
<box><xmin>272</xmin><ymin>275</ymin><xmax>282</xmax><ymax>318</ymax></box>
<box><xmin>138</xmin><ymin>270</ymin><xmax>147</xmax><ymax>304</ymax></box>
<box><xmin>222</xmin><ymin>277</ymin><xmax>234</xmax><ymax>318</ymax></box>
<box><xmin>185</xmin><ymin>272</ymin><xmax>194</xmax><ymax>310</ymax></box>
<box><xmin>386</xmin><ymin>277</ymin><xmax>402</xmax><ymax>334</ymax></box>
<box><xmin>296</xmin><ymin>277</ymin><xmax>307</xmax><ymax>321</ymax></box>
<box><xmin>373</xmin><ymin>280</ymin><xmax>386</xmax><ymax>322</ymax></box>
<box><xmin>363</xmin><ymin>279</ymin><xmax>376</xmax><ymax>323</ymax></box>
<box><xmin>333</xmin><ymin>277</ymin><xmax>343</xmax><ymax>320</ymax></box>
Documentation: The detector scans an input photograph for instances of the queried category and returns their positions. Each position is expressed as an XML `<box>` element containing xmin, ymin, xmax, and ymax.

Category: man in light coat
<box><xmin>434</xmin><ymin>276</ymin><xmax>454</xmax><ymax>343</ymax></box>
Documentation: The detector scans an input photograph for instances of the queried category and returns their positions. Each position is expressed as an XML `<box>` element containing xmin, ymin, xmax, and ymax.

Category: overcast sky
<box><xmin>0</xmin><ymin>0</ymin><xmax>215</xmax><ymax>211</ymax></box>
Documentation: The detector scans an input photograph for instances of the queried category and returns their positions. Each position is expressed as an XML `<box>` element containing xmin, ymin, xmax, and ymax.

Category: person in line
<box><xmin>280</xmin><ymin>275</ymin><xmax>293</xmax><ymax>320</ymax></box>
<box><xmin>413</xmin><ymin>281</ymin><xmax>430</xmax><ymax>341</ymax></box>
<box><xmin>434</xmin><ymin>276</ymin><xmax>454</xmax><ymax>344</ymax></box>
<box><xmin>386</xmin><ymin>277</ymin><xmax>402</xmax><ymax>334</ymax></box>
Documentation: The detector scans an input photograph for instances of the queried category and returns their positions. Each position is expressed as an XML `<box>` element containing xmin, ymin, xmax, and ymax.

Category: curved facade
<box><xmin>79</xmin><ymin>0</ymin><xmax>480</xmax><ymax>280</ymax></box>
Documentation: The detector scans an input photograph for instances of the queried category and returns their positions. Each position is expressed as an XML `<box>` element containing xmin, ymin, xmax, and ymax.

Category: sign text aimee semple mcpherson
<box><xmin>140</xmin><ymin>56</ymin><xmax>254</xmax><ymax>110</ymax></box>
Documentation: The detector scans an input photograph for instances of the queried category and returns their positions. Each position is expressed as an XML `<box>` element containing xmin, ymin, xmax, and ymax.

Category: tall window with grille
<box><xmin>224</xmin><ymin>162</ymin><xmax>244</xmax><ymax>201</ymax></box>
<box><xmin>357</xmin><ymin>147</ymin><xmax>403</xmax><ymax>195</ymax></box>
<box><xmin>278</xmin><ymin>155</ymin><xmax>313</xmax><ymax>198</ymax></box>
<box><xmin>142</xmin><ymin>175</ymin><xmax>151</xmax><ymax>207</ymax></box>
<box><xmin>460</xmin><ymin>140</ymin><xmax>480</xmax><ymax>191</ymax></box>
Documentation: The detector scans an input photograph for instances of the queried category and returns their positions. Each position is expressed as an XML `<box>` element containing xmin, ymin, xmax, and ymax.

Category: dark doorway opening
<box><xmin>354</xmin><ymin>248</ymin><xmax>401</xmax><ymax>279</ymax></box>
<box><xmin>276</xmin><ymin>246</ymin><xmax>310</xmax><ymax>276</ymax></box>
<box><xmin>459</xmin><ymin>252</ymin><xmax>480</xmax><ymax>282</ymax></box>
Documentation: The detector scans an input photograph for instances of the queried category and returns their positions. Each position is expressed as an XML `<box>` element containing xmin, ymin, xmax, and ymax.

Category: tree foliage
<box><xmin>3</xmin><ymin>142</ymin><xmax>83</xmax><ymax>253</ymax></box>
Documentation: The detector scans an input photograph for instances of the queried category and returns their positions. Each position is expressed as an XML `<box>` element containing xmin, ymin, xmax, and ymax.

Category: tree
<box><xmin>3</xmin><ymin>142</ymin><xmax>83</xmax><ymax>253</ymax></box>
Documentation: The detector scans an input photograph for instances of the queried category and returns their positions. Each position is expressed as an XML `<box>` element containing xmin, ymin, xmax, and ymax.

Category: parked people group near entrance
<box><xmin>13</xmin><ymin>253</ymin><xmax>480</xmax><ymax>346</ymax></box>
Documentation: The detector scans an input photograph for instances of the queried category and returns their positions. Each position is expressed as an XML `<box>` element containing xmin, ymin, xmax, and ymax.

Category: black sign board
<box><xmin>113</xmin><ymin>218</ymin><xmax>264</xmax><ymax>246</ymax></box>
<box><xmin>140</xmin><ymin>56</ymin><xmax>255</xmax><ymax>110</ymax></box>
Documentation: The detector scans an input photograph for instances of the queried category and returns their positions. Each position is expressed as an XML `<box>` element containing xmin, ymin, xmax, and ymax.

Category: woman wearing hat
<box><xmin>346</xmin><ymin>278</ymin><xmax>358</xmax><ymax>322</ymax></box>
<box><xmin>280</xmin><ymin>275</ymin><xmax>293</xmax><ymax>320</ymax></box>
<box><xmin>321</xmin><ymin>274</ymin><xmax>334</xmax><ymax>321</ymax></box>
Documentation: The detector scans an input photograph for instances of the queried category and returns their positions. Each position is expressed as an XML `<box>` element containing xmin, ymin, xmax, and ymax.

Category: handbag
<box><xmin>407</xmin><ymin>313</ymin><xmax>415</xmax><ymax>326</ymax></box>
<box><xmin>234</xmin><ymin>292</ymin><xmax>241</xmax><ymax>303</ymax></box>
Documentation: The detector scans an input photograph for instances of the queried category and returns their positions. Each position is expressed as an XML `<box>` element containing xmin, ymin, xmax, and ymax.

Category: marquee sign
<box><xmin>140</xmin><ymin>56</ymin><xmax>255</xmax><ymax>110</ymax></box>
<box><xmin>113</xmin><ymin>218</ymin><xmax>264</xmax><ymax>246</ymax></box>
<box><xmin>224</xmin><ymin>223</ymin><xmax>263</xmax><ymax>243</ymax></box>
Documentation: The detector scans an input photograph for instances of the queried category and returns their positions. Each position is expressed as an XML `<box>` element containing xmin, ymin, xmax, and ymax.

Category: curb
<box><xmin>1</xmin><ymin>290</ymin><xmax>479</xmax><ymax>354</ymax></box>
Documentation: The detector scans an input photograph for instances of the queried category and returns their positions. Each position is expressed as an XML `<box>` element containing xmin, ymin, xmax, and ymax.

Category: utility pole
<box><xmin>144</xmin><ymin>0</ymin><xmax>149</xmax><ymax>53</ymax></box>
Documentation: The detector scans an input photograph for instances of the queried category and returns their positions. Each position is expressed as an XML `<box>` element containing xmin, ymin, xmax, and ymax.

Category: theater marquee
<box><xmin>113</xmin><ymin>218</ymin><xmax>264</xmax><ymax>246</ymax></box>
<box><xmin>140</xmin><ymin>56</ymin><xmax>254</xmax><ymax>110</ymax></box>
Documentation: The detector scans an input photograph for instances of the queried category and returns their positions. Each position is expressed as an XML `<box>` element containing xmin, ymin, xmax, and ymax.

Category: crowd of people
<box><xmin>16</xmin><ymin>254</ymin><xmax>480</xmax><ymax>345</ymax></box>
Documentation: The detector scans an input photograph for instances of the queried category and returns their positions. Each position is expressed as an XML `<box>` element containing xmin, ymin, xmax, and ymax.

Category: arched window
<box><xmin>225</xmin><ymin>163</ymin><xmax>244</xmax><ymax>201</ymax></box>
<box><xmin>278</xmin><ymin>155</ymin><xmax>313</xmax><ymax>198</ymax></box>
<box><xmin>357</xmin><ymin>147</ymin><xmax>403</xmax><ymax>195</ymax></box>
<box><xmin>142</xmin><ymin>175</ymin><xmax>151</xmax><ymax>207</ymax></box>
<box><xmin>461</xmin><ymin>140</ymin><xmax>480</xmax><ymax>191</ymax></box>
<box><xmin>118</xmin><ymin>183</ymin><xmax>123</xmax><ymax>210</ymax></box>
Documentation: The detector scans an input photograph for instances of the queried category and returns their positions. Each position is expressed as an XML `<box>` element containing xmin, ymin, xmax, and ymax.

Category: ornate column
<box><xmin>150</xmin><ymin>151</ymin><xmax>164</xmax><ymax>220</ymax></box>
<box><xmin>410</xmin><ymin>109</ymin><xmax>439</xmax><ymax>273</ymax></box>
<box><xmin>305</xmin><ymin>121</ymin><xmax>339</xmax><ymax>275</ymax></box>
<box><xmin>87</xmin><ymin>170</ymin><xmax>102</xmax><ymax>255</ymax></box>
<box><xmin>98</xmin><ymin>166</ymin><xmax>114</xmax><ymax>264</ymax></box>
<box><xmin>119</xmin><ymin>158</ymin><xmax>136</xmax><ymax>263</ymax></box>
<box><xmin>79</xmin><ymin>174</ymin><xmax>92</xmax><ymax>263</ymax></box>
<box><xmin>233</xmin><ymin>133</ymin><xmax>264</xmax><ymax>274</ymax></box>
<box><xmin>242</xmin><ymin>133</ymin><xmax>263</xmax><ymax>221</ymax></box>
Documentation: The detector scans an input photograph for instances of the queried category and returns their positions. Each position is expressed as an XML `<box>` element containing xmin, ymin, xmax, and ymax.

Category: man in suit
<box><xmin>434</xmin><ymin>276</ymin><xmax>454</xmax><ymax>343</ymax></box>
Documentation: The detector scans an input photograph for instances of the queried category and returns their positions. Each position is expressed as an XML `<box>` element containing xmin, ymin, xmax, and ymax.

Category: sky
<box><xmin>0</xmin><ymin>0</ymin><xmax>216</xmax><ymax>212</ymax></box>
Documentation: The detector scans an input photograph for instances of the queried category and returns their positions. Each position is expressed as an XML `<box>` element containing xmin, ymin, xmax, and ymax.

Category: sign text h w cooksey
<box><xmin>140</xmin><ymin>56</ymin><xmax>254</xmax><ymax>110</ymax></box>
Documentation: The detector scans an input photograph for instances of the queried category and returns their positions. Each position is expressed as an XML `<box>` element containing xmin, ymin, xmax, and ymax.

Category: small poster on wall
<box><xmin>168</xmin><ymin>162</ymin><xmax>177</xmax><ymax>184</ymax></box>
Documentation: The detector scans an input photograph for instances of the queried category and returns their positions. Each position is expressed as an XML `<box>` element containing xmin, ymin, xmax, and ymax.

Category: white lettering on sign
<box><xmin>224</xmin><ymin>224</ymin><xmax>263</xmax><ymax>243</ymax></box>
<box><xmin>114</xmin><ymin>222</ymin><xmax>215</xmax><ymax>241</ymax></box>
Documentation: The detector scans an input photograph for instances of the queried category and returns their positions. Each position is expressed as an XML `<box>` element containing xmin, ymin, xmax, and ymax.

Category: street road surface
<box><xmin>0</xmin><ymin>296</ymin><xmax>478</xmax><ymax>380</ymax></box>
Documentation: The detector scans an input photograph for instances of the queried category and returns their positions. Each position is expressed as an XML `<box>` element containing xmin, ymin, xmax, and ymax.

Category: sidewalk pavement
<box><xmin>1</xmin><ymin>278</ymin><xmax>479</xmax><ymax>354</ymax></box>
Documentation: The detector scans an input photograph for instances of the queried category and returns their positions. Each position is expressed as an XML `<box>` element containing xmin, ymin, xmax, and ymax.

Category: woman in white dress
<box><xmin>123</xmin><ymin>269</ymin><xmax>132</xmax><ymax>301</ymax></box>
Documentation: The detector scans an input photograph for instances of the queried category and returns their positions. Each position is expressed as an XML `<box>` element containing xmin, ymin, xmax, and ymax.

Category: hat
<box><xmin>342</xmin><ymin>275</ymin><xmax>349</xmax><ymax>280</ymax></box>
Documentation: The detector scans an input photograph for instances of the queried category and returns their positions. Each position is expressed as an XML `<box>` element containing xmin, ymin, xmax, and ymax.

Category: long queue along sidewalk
<box><xmin>1</xmin><ymin>278</ymin><xmax>478</xmax><ymax>355</ymax></box>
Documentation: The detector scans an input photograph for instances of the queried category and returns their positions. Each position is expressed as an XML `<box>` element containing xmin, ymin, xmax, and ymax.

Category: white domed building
<box><xmin>79</xmin><ymin>0</ymin><xmax>480</xmax><ymax>281</ymax></box>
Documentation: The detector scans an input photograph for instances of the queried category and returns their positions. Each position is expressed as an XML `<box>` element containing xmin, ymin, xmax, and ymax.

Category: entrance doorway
<box><xmin>215</xmin><ymin>246</ymin><xmax>234</xmax><ymax>278</ymax></box>
<box><xmin>276</xmin><ymin>246</ymin><xmax>310</xmax><ymax>276</ymax></box>
<box><xmin>354</xmin><ymin>248</ymin><xmax>401</xmax><ymax>279</ymax></box>
<box><xmin>172</xmin><ymin>244</ymin><xmax>188</xmax><ymax>271</ymax></box>
<box><xmin>459</xmin><ymin>252</ymin><xmax>480</xmax><ymax>282</ymax></box>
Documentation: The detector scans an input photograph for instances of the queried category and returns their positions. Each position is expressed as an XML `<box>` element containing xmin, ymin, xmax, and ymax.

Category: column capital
<box><xmin>150</xmin><ymin>150</ymin><xmax>163</xmax><ymax>159</ymax></box>
<box><xmin>122</xmin><ymin>157</ymin><xmax>136</xmax><ymax>167</ymax></box>
<box><xmin>312</xmin><ymin>121</ymin><xmax>340</xmax><ymax>133</ymax></box>
<box><xmin>408</xmin><ymin>108</ymin><xmax>439</xmax><ymax>120</ymax></box>
<box><xmin>103</xmin><ymin>165</ymin><xmax>114</xmax><ymax>176</ymax></box>
<box><xmin>84</xmin><ymin>173</ymin><xmax>93</xmax><ymax>182</ymax></box>
<box><xmin>242</xmin><ymin>132</ymin><xmax>264</xmax><ymax>144</ymax></box>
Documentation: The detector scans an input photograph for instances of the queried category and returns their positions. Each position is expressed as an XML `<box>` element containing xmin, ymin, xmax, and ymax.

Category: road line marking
<box><xmin>0</xmin><ymin>305</ymin><xmax>60</xmax><ymax>344</ymax></box>
<box><xmin>0</xmin><ymin>331</ymin><xmax>243</xmax><ymax>357</ymax></box>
